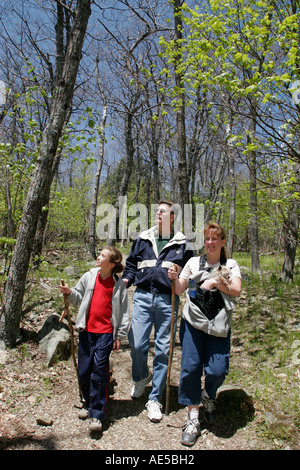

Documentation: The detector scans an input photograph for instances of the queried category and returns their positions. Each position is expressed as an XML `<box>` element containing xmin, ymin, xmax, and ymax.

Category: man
<box><xmin>122</xmin><ymin>200</ymin><xmax>194</xmax><ymax>422</ymax></box>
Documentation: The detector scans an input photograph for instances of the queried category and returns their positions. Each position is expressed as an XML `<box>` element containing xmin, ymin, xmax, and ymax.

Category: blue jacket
<box><xmin>123</xmin><ymin>226</ymin><xmax>194</xmax><ymax>294</ymax></box>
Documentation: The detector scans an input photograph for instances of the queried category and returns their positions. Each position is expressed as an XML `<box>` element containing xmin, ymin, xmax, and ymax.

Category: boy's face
<box><xmin>96</xmin><ymin>249</ymin><xmax>115</xmax><ymax>270</ymax></box>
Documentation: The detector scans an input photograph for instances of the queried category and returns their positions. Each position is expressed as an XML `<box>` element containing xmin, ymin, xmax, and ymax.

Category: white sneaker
<box><xmin>181</xmin><ymin>418</ymin><xmax>200</xmax><ymax>446</ymax></box>
<box><xmin>89</xmin><ymin>418</ymin><xmax>102</xmax><ymax>432</ymax></box>
<box><xmin>146</xmin><ymin>400</ymin><xmax>163</xmax><ymax>422</ymax></box>
<box><xmin>78</xmin><ymin>407</ymin><xmax>89</xmax><ymax>420</ymax></box>
<box><xmin>131</xmin><ymin>371</ymin><xmax>153</xmax><ymax>398</ymax></box>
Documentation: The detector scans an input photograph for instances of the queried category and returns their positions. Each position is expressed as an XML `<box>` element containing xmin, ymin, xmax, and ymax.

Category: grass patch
<box><xmin>229</xmin><ymin>259</ymin><xmax>300</xmax><ymax>443</ymax></box>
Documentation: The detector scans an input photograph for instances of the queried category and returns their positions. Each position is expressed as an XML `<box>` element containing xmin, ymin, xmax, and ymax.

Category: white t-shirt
<box><xmin>179</xmin><ymin>256</ymin><xmax>241</xmax><ymax>337</ymax></box>
<box><xmin>180</xmin><ymin>256</ymin><xmax>241</xmax><ymax>280</ymax></box>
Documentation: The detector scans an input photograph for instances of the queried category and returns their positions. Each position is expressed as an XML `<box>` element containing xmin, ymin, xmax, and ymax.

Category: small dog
<box><xmin>207</xmin><ymin>265</ymin><xmax>232</xmax><ymax>291</ymax></box>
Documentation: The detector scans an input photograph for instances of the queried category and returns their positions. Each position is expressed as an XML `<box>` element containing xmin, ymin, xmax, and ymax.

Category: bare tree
<box><xmin>96</xmin><ymin>1</ymin><xmax>171</xmax><ymax>241</ymax></box>
<box><xmin>173</xmin><ymin>0</ymin><xmax>189</xmax><ymax>207</ymax></box>
<box><xmin>0</xmin><ymin>0</ymin><xmax>92</xmax><ymax>347</ymax></box>
<box><xmin>89</xmin><ymin>55</ymin><xmax>108</xmax><ymax>259</ymax></box>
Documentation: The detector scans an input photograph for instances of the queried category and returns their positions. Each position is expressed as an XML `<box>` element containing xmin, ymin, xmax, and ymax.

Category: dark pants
<box><xmin>78</xmin><ymin>330</ymin><xmax>113</xmax><ymax>421</ymax></box>
<box><xmin>178</xmin><ymin>318</ymin><xmax>230</xmax><ymax>405</ymax></box>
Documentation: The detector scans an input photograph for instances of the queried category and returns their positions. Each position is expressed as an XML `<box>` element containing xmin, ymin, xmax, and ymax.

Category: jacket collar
<box><xmin>139</xmin><ymin>226</ymin><xmax>187</xmax><ymax>243</ymax></box>
<box><xmin>139</xmin><ymin>226</ymin><xmax>187</xmax><ymax>258</ymax></box>
<box><xmin>90</xmin><ymin>268</ymin><xmax>120</xmax><ymax>284</ymax></box>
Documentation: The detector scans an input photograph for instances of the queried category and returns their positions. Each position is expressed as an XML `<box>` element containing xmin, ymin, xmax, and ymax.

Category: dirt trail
<box><xmin>0</xmin><ymin>287</ymin><xmax>297</xmax><ymax>452</ymax></box>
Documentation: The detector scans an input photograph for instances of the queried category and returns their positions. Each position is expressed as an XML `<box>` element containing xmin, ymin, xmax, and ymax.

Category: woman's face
<box><xmin>204</xmin><ymin>229</ymin><xmax>225</xmax><ymax>256</ymax></box>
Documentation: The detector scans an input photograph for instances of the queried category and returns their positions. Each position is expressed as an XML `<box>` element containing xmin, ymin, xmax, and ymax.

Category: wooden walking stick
<box><xmin>60</xmin><ymin>279</ymin><xmax>83</xmax><ymax>401</ymax></box>
<box><xmin>165</xmin><ymin>266</ymin><xmax>177</xmax><ymax>415</ymax></box>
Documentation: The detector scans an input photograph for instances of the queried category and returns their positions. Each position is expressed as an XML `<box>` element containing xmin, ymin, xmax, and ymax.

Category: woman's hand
<box><xmin>200</xmin><ymin>278</ymin><xmax>218</xmax><ymax>291</ymax></box>
<box><xmin>202</xmin><ymin>276</ymin><xmax>241</xmax><ymax>297</ymax></box>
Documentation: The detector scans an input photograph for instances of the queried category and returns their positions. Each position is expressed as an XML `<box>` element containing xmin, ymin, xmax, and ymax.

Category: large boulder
<box><xmin>37</xmin><ymin>313</ymin><xmax>71</xmax><ymax>367</ymax></box>
<box><xmin>63</xmin><ymin>266</ymin><xmax>80</xmax><ymax>277</ymax></box>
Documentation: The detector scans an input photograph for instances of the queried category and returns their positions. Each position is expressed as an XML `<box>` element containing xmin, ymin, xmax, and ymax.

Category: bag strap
<box><xmin>199</xmin><ymin>254</ymin><xmax>207</xmax><ymax>270</ymax></box>
<box><xmin>199</xmin><ymin>253</ymin><xmax>227</xmax><ymax>271</ymax></box>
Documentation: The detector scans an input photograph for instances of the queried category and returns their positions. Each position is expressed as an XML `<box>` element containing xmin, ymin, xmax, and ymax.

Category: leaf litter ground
<box><xmin>0</xmin><ymin>279</ymin><xmax>299</xmax><ymax>451</ymax></box>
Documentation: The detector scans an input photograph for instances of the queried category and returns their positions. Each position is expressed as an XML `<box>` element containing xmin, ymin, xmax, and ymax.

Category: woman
<box><xmin>168</xmin><ymin>222</ymin><xmax>241</xmax><ymax>447</ymax></box>
<box><xmin>60</xmin><ymin>246</ymin><xmax>129</xmax><ymax>433</ymax></box>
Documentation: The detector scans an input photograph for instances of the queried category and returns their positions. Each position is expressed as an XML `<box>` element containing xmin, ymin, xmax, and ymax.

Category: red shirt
<box><xmin>86</xmin><ymin>273</ymin><xmax>114</xmax><ymax>333</ymax></box>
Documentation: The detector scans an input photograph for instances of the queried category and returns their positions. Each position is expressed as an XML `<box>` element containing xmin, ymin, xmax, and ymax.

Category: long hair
<box><xmin>204</xmin><ymin>221</ymin><xmax>228</xmax><ymax>260</ymax></box>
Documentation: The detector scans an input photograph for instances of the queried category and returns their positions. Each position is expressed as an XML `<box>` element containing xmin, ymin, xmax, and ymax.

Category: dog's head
<box><xmin>219</xmin><ymin>266</ymin><xmax>232</xmax><ymax>279</ymax></box>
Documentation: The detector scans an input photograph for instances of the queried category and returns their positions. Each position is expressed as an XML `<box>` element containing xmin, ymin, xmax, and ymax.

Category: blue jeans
<box><xmin>178</xmin><ymin>318</ymin><xmax>230</xmax><ymax>405</ymax></box>
<box><xmin>78</xmin><ymin>330</ymin><xmax>113</xmax><ymax>420</ymax></box>
<box><xmin>128</xmin><ymin>288</ymin><xmax>179</xmax><ymax>402</ymax></box>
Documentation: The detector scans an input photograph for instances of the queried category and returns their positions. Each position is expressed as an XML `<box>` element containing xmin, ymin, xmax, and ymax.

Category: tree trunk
<box><xmin>248</xmin><ymin>106</ymin><xmax>261</xmax><ymax>273</ymax></box>
<box><xmin>281</xmin><ymin>162</ymin><xmax>300</xmax><ymax>282</ymax></box>
<box><xmin>32</xmin><ymin>146</ymin><xmax>64</xmax><ymax>266</ymax></box>
<box><xmin>227</xmin><ymin>164</ymin><xmax>236</xmax><ymax>258</ymax></box>
<box><xmin>151</xmin><ymin>146</ymin><xmax>160</xmax><ymax>203</ymax></box>
<box><xmin>173</xmin><ymin>0</ymin><xmax>189</xmax><ymax>207</ymax></box>
<box><xmin>4</xmin><ymin>166</ymin><xmax>16</xmax><ymax>238</ymax></box>
<box><xmin>89</xmin><ymin>132</ymin><xmax>105</xmax><ymax>258</ymax></box>
<box><xmin>249</xmin><ymin>151</ymin><xmax>261</xmax><ymax>273</ymax></box>
<box><xmin>107</xmin><ymin>93</ymin><xmax>139</xmax><ymax>245</ymax></box>
<box><xmin>0</xmin><ymin>0</ymin><xmax>92</xmax><ymax>348</ymax></box>
<box><xmin>226</xmin><ymin>117</ymin><xmax>236</xmax><ymax>259</ymax></box>
<box><xmin>89</xmin><ymin>56</ymin><xmax>107</xmax><ymax>259</ymax></box>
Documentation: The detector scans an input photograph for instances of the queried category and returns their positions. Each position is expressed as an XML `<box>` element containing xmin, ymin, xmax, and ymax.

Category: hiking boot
<box><xmin>131</xmin><ymin>371</ymin><xmax>153</xmax><ymax>398</ymax></box>
<box><xmin>78</xmin><ymin>407</ymin><xmax>89</xmax><ymax>420</ymax></box>
<box><xmin>202</xmin><ymin>397</ymin><xmax>216</xmax><ymax>423</ymax></box>
<box><xmin>145</xmin><ymin>400</ymin><xmax>163</xmax><ymax>422</ymax></box>
<box><xmin>181</xmin><ymin>418</ymin><xmax>200</xmax><ymax>447</ymax></box>
<box><xmin>89</xmin><ymin>418</ymin><xmax>102</xmax><ymax>432</ymax></box>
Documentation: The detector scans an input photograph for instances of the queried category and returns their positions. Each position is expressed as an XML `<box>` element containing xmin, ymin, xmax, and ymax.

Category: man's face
<box><xmin>155</xmin><ymin>203</ymin><xmax>174</xmax><ymax>235</ymax></box>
